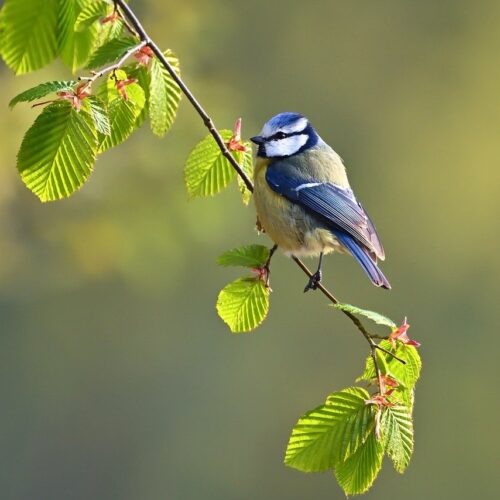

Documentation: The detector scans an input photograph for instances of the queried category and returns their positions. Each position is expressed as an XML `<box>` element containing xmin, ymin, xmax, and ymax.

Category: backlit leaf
<box><xmin>1</xmin><ymin>0</ymin><xmax>59</xmax><ymax>74</ymax></box>
<box><xmin>381</xmin><ymin>405</ymin><xmax>414</xmax><ymax>473</ymax></box>
<box><xmin>149</xmin><ymin>50</ymin><xmax>182</xmax><ymax>136</ymax></box>
<box><xmin>85</xmin><ymin>95</ymin><xmax>111</xmax><ymax>136</ymax></box>
<box><xmin>9</xmin><ymin>81</ymin><xmax>77</xmax><ymax>108</ymax></box>
<box><xmin>98</xmin><ymin>71</ymin><xmax>145</xmax><ymax>151</ymax></box>
<box><xmin>334</xmin><ymin>303</ymin><xmax>396</xmax><ymax>328</ymax></box>
<box><xmin>58</xmin><ymin>0</ymin><xmax>99</xmax><ymax>71</ymax></box>
<box><xmin>334</xmin><ymin>431</ymin><xmax>383</xmax><ymax>496</ymax></box>
<box><xmin>217</xmin><ymin>245</ymin><xmax>269</xmax><ymax>269</ymax></box>
<box><xmin>285</xmin><ymin>387</ymin><xmax>374</xmax><ymax>472</ymax></box>
<box><xmin>17</xmin><ymin>101</ymin><xmax>97</xmax><ymax>201</ymax></box>
<box><xmin>185</xmin><ymin>130</ymin><xmax>237</xmax><ymax>197</ymax></box>
<box><xmin>216</xmin><ymin>277</ymin><xmax>269</xmax><ymax>333</ymax></box>
<box><xmin>75</xmin><ymin>0</ymin><xmax>109</xmax><ymax>31</ymax></box>
<box><xmin>86</xmin><ymin>36</ymin><xmax>137</xmax><ymax>70</ymax></box>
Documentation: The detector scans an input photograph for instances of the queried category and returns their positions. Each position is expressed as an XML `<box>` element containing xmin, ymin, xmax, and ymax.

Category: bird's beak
<box><xmin>250</xmin><ymin>135</ymin><xmax>265</xmax><ymax>145</ymax></box>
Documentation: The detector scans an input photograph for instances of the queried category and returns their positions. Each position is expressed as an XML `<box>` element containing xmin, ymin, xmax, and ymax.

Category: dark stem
<box><xmin>112</xmin><ymin>0</ymin><xmax>403</xmax><ymax>395</ymax></box>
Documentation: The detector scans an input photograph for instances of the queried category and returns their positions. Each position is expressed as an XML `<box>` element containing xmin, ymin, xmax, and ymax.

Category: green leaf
<box><xmin>98</xmin><ymin>71</ymin><xmax>145</xmax><ymax>152</ymax></box>
<box><xmin>381</xmin><ymin>405</ymin><xmax>414</xmax><ymax>473</ymax></box>
<box><xmin>216</xmin><ymin>277</ymin><xmax>269</xmax><ymax>333</ymax></box>
<box><xmin>75</xmin><ymin>0</ymin><xmax>109</xmax><ymax>31</ymax></box>
<box><xmin>285</xmin><ymin>388</ymin><xmax>374</xmax><ymax>472</ymax></box>
<box><xmin>85</xmin><ymin>96</ymin><xmax>111</xmax><ymax>136</ymax></box>
<box><xmin>17</xmin><ymin>101</ymin><xmax>98</xmax><ymax>202</ymax></box>
<box><xmin>334</xmin><ymin>431</ymin><xmax>383</xmax><ymax>496</ymax></box>
<box><xmin>236</xmin><ymin>143</ymin><xmax>254</xmax><ymax>205</ymax></box>
<box><xmin>149</xmin><ymin>50</ymin><xmax>182</xmax><ymax>136</ymax></box>
<box><xmin>86</xmin><ymin>36</ymin><xmax>137</xmax><ymax>69</ymax></box>
<box><xmin>334</xmin><ymin>303</ymin><xmax>396</xmax><ymax>328</ymax></box>
<box><xmin>358</xmin><ymin>340</ymin><xmax>422</xmax><ymax>394</ymax></box>
<box><xmin>58</xmin><ymin>0</ymin><xmax>100</xmax><ymax>72</ymax></box>
<box><xmin>217</xmin><ymin>245</ymin><xmax>269</xmax><ymax>269</ymax></box>
<box><xmin>1</xmin><ymin>0</ymin><xmax>59</xmax><ymax>74</ymax></box>
<box><xmin>185</xmin><ymin>130</ymin><xmax>239</xmax><ymax>197</ymax></box>
<box><xmin>125</xmin><ymin>64</ymin><xmax>150</xmax><ymax>128</ymax></box>
<box><xmin>9</xmin><ymin>81</ymin><xmax>77</xmax><ymax>108</ymax></box>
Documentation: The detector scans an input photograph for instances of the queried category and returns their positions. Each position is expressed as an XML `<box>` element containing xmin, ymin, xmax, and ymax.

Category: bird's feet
<box><xmin>304</xmin><ymin>270</ymin><xmax>322</xmax><ymax>292</ymax></box>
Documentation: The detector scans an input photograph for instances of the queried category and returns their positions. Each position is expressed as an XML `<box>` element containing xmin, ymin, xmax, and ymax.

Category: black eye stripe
<box><xmin>269</xmin><ymin>130</ymin><xmax>306</xmax><ymax>141</ymax></box>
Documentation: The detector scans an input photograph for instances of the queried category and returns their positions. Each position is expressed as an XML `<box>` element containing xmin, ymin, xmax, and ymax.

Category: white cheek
<box><xmin>265</xmin><ymin>134</ymin><xmax>308</xmax><ymax>157</ymax></box>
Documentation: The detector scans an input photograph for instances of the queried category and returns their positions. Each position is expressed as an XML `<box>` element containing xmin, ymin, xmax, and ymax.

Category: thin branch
<box><xmin>112</xmin><ymin>0</ymin><xmax>402</xmax><ymax>394</ymax></box>
<box><xmin>78</xmin><ymin>40</ymin><xmax>147</xmax><ymax>86</ymax></box>
<box><xmin>113</xmin><ymin>0</ymin><xmax>253</xmax><ymax>193</ymax></box>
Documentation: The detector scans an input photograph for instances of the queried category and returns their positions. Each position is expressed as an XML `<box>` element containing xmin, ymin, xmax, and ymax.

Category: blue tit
<box><xmin>251</xmin><ymin>112</ymin><xmax>390</xmax><ymax>291</ymax></box>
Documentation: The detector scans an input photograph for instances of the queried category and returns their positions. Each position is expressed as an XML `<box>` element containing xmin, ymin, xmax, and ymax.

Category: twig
<box><xmin>113</xmin><ymin>0</ymin><xmax>253</xmax><ymax>193</ymax></box>
<box><xmin>112</xmin><ymin>0</ymin><xmax>401</xmax><ymax>393</ymax></box>
<box><xmin>78</xmin><ymin>40</ymin><xmax>147</xmax><ymax>85</ymax></box>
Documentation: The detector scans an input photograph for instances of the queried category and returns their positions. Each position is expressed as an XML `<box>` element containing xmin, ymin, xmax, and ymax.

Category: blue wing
<box><xmin>265</xmin><ymin>164</ymin><xmax>385</xmax><ymax>260</ymax></box>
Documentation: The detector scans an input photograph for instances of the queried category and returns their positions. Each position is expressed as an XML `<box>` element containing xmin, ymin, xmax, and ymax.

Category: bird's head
<box><xmin>251</xmin><ymin>112</ymin><xmax>320</xmax><ymax>159</ymax></box>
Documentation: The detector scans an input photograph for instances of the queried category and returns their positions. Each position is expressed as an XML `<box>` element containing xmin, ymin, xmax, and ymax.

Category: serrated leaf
<box><xmin>236</xmin><ymin>143</ymin><xmax>254</xmax><ymax>205</ymax></box>
<box><xmin>98</xmin><ymin>71</ymin><xmax>145</xmax><ymax>152</ymax></box>
<box><xmin>334</xmin><ymin>303</ymin><xmax>396</xmax><ymax>328</ymax></box>
<box><xmin>217</xmin><ymin>245</ymin><xmax>269</xmax><ymax>269</ymax></box>
<box><xmin>17</xmin><ymin>101</ymin><xmax>97</xmax><ymax>201</ymax></box>
<box><xmin>334</xmin><ymin>431</ymin><xmax>383</xmax><ymax>496</ymax></box>
<box><xmin>9</xmin><ymin>81</ymin><xmax>77</xmax><ymax>108</ymax></box>
<box><xmin>1</xmin><ymin>0</ymin><xmax>59</xmax><ymax>74</ymax></box>
<box><xmin>185</xmin><ymin>130</ymin><xmax>238</xmax><ymax>197</ymax></box>
<box><xmin>216</xmin><ymin>277</ymin><xmax>269</xmax><ymax>333</ymax></box>
<box><xmin>358</xmin><ymin>340</ymin><xmax>422</xmax><ymax>394</ymax></box>
<box><xmin>285</xmin><ymin>388</ymin><xmax>374</xmax><ymax>472</ymax></box>
<box><xmin>86</xmin><ymin>36</ymin><xmax>137</xmax><ymax>69</ymax></box>
<box><xmin>125</xmin><ymin>64</ymin><xmax>150</xmax><ymax>128</ymax></box>
<box><xmin>75</xmin><ymin>0</ymin><xmax>109</xmax><ymax>31</ymax></box>
<box><xmin>58</xmin><ymin>0</ymin><xmax>99</xmax><ymax>71</ymax></box>
<box><xmin>149</xmin><ymin>51</ymin><xmax>182</xmax><ymax>136</ymax></box>
<box><xmin>381</xmin><ymin>405</ymin><xmax>413</xmax><ymax>473</ymax></box>
<box><xmin>98</xmin><ymin>97</ymin><xmax>141</xmax><ymax>151</ymax></box>
<box><xmin>85</xmin><ymin>96</ymin><xmax>111</xmax><ymax>135</ymax></box>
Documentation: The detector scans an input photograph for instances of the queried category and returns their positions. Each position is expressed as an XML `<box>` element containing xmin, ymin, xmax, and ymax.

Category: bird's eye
<box><xmin>274</xmin><ymin>131</ymin><xmax>287</xmax><ymax>140</ymax></box>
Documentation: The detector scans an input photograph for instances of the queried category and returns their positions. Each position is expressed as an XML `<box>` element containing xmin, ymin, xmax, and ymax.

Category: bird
<box><xmin>250</xmin><ymin>112</ymin><xmax>390</xmax><ymax>291</ymax></box>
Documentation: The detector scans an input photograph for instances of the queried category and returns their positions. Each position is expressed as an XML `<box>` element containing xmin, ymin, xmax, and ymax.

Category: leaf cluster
<box><xmin>285</xmin><ymin>308</ymin><xmax>421</xmax><ymax>495</ymax></box>
<box><xmin>3</xmin><ymin>0</ymin><xmax>181</xmax><ymax>201</ymax></box>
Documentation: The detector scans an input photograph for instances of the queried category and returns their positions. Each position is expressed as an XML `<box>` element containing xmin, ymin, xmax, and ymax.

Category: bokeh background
<box><xmin>1</xmin><ymin>0</ymin><xmax>499</xmax><ymax>498</ymax></box>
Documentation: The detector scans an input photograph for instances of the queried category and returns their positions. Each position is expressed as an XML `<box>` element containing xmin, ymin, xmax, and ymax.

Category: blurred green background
<box><xmin>1</xmin><ymin>0</ymin><xmax>499</xmax><ymax>498</ymax></box>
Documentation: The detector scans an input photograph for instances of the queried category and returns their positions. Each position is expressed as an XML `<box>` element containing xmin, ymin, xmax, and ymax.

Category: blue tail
<box><xmin>334</xmin><ymin>231</ymin><xmax>391</xmax><ymax>289</ymax></box>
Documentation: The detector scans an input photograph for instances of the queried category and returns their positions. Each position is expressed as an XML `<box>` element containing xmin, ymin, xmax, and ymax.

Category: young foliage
<box><xmin>9</xmin><ymin>81</ymin><xmax>77</xmax><ymax>108</ymax></box>
<box><xmin>185</xmin><ymin>130</ymin><xmax>237</xmax><ymax>197</ymax></box>
<box><xmin>237</xmin><ymin>148</ymin><xmax>254</xmax><ymax>205</ymax></box>
<box><xmin>1</xmin><ymin>0</ymin><xmax>59</xmax><ymax>74</ymax></box>
<box><xmin>285</xmin><ymin>388</ymin><xmax>374</xmax><ymax>472</ymax></box>
<box><xmin>334</xmin><ymin>431</ymin><xmax>384</xmax><ymax>495</ymax></box>
<box><xmin>334</xmin><ymin>302</ymin><xmax>396</xmax><ymax>328</ymax></box>
<box><xmin>358</xmin><ymin>340</ymin><xmax>421</xmax><ymax>395</ymax></box>
<box><xmin>86</xmin><ymin>36</ymin><xmax>137</xmax><ymax>70</ymax></box>
<box><xmin>58</xmin><ymin>0</ymin><xmax>100</xmax><ymax>72</ymax></box>
<box><xmin>149</xmin><ymin>51</ymin><xmax>182</xmax><ymax>137</ymax></box>
<box><xmin>216</xmin><ymin>278</ymin><xmax>269</xmax><ymax>333</ymax></box>
<box><xmin>75</xmin><ymin>0</ymin><xmax>109</xmax><ymax>32</ymax></box>
<box><xmin>17</xmin><ymin>101</ymin><xmax>97</xmax><ymax>201</ymax></box>
<box><xmin>381</xmin><ymin>405</ymin><xmax>414</xmax><ymax>473</ymax></box>
<box><xmin>97</xmin><ymin>70</ymin><xmax>145</xmax><ymax>152</ymax></box>
<box><xmin>217</xmin><ymin>244</ymin><xmax>269</xmax><ymax>269</ymax></box>
<box><xmin>85</xmin><ymin>95</ymin><xmax>111</xmax><ymax>136</ymax></box>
